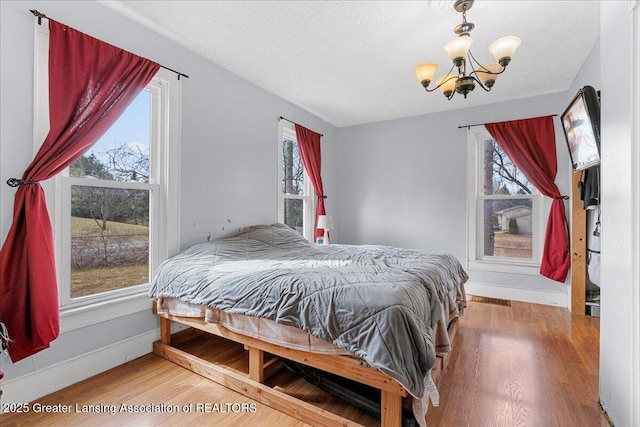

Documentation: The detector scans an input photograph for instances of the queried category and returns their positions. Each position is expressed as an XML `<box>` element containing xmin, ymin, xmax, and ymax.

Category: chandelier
<box><xmin>414</xmin><ymin>0</ymin><xmax>521</xmax><ymax>100</ymax></box>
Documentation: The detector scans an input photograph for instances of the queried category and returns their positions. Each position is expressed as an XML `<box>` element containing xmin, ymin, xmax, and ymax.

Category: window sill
<box><xmin>468</xmin><ymin>259</ymin><xmax>541</xmax><ymax>275</ymax></box>
<box><xmin>59</xmin><ymin>290</ymin><xmax>153</xmax><ymax>333</ymax></box>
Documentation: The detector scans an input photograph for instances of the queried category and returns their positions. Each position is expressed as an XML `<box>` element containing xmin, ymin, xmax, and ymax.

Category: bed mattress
<box><xmin>150</xmin><ymin>223</ymin><xmax>468</xmax><ymax>401</ymax></box>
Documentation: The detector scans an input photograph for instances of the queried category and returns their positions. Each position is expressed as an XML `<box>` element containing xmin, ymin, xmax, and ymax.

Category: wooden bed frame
<box><xmin>153</xmin><ymin>301</ymin><xmax>458</xmax><ymax>427</ymax></box>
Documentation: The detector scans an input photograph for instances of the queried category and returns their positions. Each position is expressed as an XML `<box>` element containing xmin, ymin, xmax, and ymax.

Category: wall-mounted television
<box><xmin>560</xmin><ymin>85</ymin><xmax>601</xmax><ymax>171</ymax></box>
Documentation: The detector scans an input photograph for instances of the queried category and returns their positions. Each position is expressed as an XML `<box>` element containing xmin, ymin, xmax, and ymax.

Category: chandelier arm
<box><xmin>421</xmin><ymin>63</ymin><xmax>458</xmax><ymax>92</ymax></box>
<box><xmin>466</xmin><ymin>49</ymin><xmax>484</xmax><ymax>69</ymax></box>
<box><xmin>467</xmin><ymin>50</ymin><xmax>507</xmax><ymax>75</ymax></box>
<box><xmin>464</xmin><ymin>55</ymin><xmax>490</xmax><ymax>92</ymax></box>
<box><xmin>466</xmin><ymin>66</ymin><xmax>505</xmax><ymax>90</ymax></box>
<box><xmin>469</xmin><ymin>75</ymin><xmax>492</xmax><ymax>92</ymax></box>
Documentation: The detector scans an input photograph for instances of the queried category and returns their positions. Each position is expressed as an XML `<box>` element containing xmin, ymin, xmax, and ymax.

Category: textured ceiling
<box><xmin>102</xmin><ymin>1</ymin><xmax>600</xmax><ymax>128</ymax></box>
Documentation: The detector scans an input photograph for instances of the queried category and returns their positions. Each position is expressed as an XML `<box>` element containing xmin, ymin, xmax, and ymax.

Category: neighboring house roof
<box><xmin>495</xmin><ymin>205</ymin><xmax>532</xmax><ymax>219</ymax></box>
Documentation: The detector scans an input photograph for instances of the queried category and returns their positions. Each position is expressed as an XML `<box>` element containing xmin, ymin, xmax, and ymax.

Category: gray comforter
<box><xmin>149</xmin><ymin>223</ymin><xmax>468</xmax><ymax>398</ymax></box>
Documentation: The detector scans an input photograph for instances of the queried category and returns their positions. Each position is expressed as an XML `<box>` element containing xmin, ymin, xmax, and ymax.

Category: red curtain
<box><xmin>485</xmin><ymin>116</ymin><xmax>570</xmax><ymax>282</ymax></box>
<box><xmin>294</xmin><ymin>124</ymin><xmax>326</xmax><ymax>240</ymax></box>
<box><xmin>0</xmin><ymin>20</ymin><xmax>160</xmax><ymax>362</ymax></box>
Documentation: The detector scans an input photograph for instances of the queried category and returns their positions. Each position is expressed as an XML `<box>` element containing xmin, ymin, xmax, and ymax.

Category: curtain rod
<box><xmin>458</xmin><ymin>114</ymin><xmax>558</xmax><ymax>130</ymax></box>
<box><xmin>30</xmin><ymin>9</ymin><xmax>190</xmax><ymax>80</ymax></box>
<box><xmin>279</xmin><ymin>116</ymin><xmax>324</xmax><ymax>137</ymax></box>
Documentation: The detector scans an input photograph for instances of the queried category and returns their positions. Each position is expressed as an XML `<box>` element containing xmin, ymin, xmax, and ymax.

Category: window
<box><xmin>35</xmin><ymin>25</ymin><xmax>181</xmax><ymax>329</ymax></box>
<box><xmin>467</xmin><ymin>128</ymin><xmax>546</xmax><ymax>274</ymax></box>
<box><xmin>278</xmin><ymin>122</ymin><xmax>315</xmax><ymax>240</ymax></box>
<box><xmin>66</xmin><ymin>90</ymin><xmax>154</xmax><ymax>299</ymax></box>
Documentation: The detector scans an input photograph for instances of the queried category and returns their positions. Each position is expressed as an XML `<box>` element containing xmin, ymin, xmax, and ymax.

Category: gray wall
<box><xmin>0</xmin><ymin>0</ymin><xmax>337</xmax><ymax>379</ymax></box>
<box><xmin>598</xmin><ymin>2</ymin><xmax>638</xmax><ymax>425</ymax></box>
<box><xmin>332</xmin><ymin>89</ymin><xmax>583</xmax><ymax>295</ymax></box>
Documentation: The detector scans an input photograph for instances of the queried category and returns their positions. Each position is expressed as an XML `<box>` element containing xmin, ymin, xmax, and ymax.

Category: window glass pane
<box><xmin>70</xmin><ymin>90</ymin><xmax>151</xmax><ymax>183</ymax></box>
<box><xmin>483</xmin><ymin>199</ymin><xmax>533</xmax><ymax>259</ymax></box>
<box><xmin>483</xmin><ymin>139</ymin><xmax>533</xmax><ymax>196</ymax></box>
<box><xmin>70</xmin><ymin>185</ymin><xmax>149</xmax><ymax>298</ymax></box>
<box><xmin>284</xmin><ymin>198</ymin><xmax>304</xmax><ymax>235</ymax></box>
<box><xmin>282</xmin><ymin>138</ymin><xmax>304</xmax><ymax>195</ymax></box>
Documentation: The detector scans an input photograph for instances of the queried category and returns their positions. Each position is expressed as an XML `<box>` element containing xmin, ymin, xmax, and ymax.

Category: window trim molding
<box><xmin>466</xmin><ymin>127</ymin><xmax>548</xmax><ymax>275</ymax></box>
<box><xmin>277</xmin><ymin>121</ymin><xmax>315</xmax><ymax>240</ymax></box>
<box><xmin>34</xmin><ymin>23</ymin><xmax>181</xmax><ymax>332</ymax></box>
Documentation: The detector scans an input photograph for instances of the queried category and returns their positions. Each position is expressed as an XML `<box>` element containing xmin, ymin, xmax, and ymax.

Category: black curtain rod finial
<box><xmin>30</xmin><ymin>9</ymin><xmax>47</xmax><ymax>25</ymax></box>
<box><xmin>7</xmin><ymin>178</ymin><xmax>39</xmax><ymax>187</ymax></box>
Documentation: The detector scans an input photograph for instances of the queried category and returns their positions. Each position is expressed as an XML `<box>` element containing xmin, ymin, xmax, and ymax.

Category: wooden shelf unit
<box><xmin>571</xmin><ymin>170</ymin><xmax>587</xmax><ymax>315</ymax></box>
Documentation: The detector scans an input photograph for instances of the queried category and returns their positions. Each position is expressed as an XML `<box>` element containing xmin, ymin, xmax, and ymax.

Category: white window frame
<box><xmin>34</xmin><ymin>22</ymin><xmax>181</xmax><ymax>332</ymax></box>
<box><xmin>467</xmin><ymin>127</ymin><xmax>548</xmax><ymax>275</ymax></box>
<box><xmin>277</xmin><ymin>121</ymin><xmax>315</xmax><ymax>240</ymax></box>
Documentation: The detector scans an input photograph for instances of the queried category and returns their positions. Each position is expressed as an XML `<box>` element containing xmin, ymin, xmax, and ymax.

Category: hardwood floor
<box><xmin>425</xmin><ymin>299</ymin><xmax>608</xmax><ymax>427</ymax></box>
<box><xmin>0</xmin><ymin>298</ymin><xmax>609</xmax><ymax>427</ymax></box>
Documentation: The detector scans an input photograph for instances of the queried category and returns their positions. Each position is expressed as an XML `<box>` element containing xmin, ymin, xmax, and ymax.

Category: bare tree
<box><xmin>484</xmin><ymin>141</ymin><xmax>495</xmax><ymax>256</ymax></box>
<box><xmin>491</xmin><ymin>142</ymin><xmax>531</xmax><ymax>194</ymax></box>
<box><xmin>72</xmin><ymin>186</ymin><xmax>142</xmax><ymax>266</ymax></box>
<box><xmin>483</xmin><ymin>140</ymin><xmax>533</xmax><ymax>256</ymax></box>
<box><xmin>70</xmin><ymin>146</ymin><xmax>150</xmax><ymax>267</ymax></box>
<box><xmin>106</xmin><ymin>144</ymin><xmax>149</xmax><ymax>183</ymax></box>
<box><xmin>283</xmin><ymin>139</ymin><xmax>305</xmax><ymax>230</ymax></box>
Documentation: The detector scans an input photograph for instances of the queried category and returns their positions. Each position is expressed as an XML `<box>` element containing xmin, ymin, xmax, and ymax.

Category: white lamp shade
<box><xmin>489</xmin><ymin>36</ymin><xmax>521</xmax><ymax>63</ymax></box>
<box><xmin>476</xmin><ymin>63</ymin><xmax>503</xmax><ymax>85</ymax></box>
<box><xmin>317</xmin><ymin>215</ymin><xmax>334</xmax><ymax>230</ymax></box>
<box><xmin>443</xmin><ymin>36</ymin><xmax>473</xmax><ymax>62</ymax></box>
<box><xmin>436</xmin><ymin>74</ymin><xmax>458</xmax><ymax>95</ymax></box>
<box><xmin>414</xmin><ymin>63</ymin><xmax>438</xmax><ymax>85</ymax></box>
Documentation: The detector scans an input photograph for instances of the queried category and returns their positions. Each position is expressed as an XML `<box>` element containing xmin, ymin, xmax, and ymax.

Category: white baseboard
<box><xmin>1</xmin><ymin>329</ymin><xmax>159</xmax><ymax>405</ymax></box>
<box><xmin>465</xmin><ymin>281</ymin><xmax>568</xmax><ymax>308</ymax></box>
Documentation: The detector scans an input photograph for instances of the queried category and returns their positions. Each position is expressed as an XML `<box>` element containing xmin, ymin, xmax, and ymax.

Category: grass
<box><xmin>494</xmin><ymin>232</ymin><xmax>532</xmax><ymax>258</ymax></box>
<box><xmin>71</xmin><ymin>263</ymin><xmax>149</xmax><ymax>298</ymax></box>
<box><xmin>70</xmin><ymin>216</ymin><xmax>149</xmax><ymax>298</ymax></box>
<box><xmin>71</xmin><ymin>216</ymin><xmax>149</xmax><ymax>238</ymax></box>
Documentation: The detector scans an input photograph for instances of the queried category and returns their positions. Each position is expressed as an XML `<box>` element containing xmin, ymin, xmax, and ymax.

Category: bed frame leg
<box><xmin>381</xmin><ymin>390</ymin><xmax>402</xmax><ymax>427</ymax></box>
<box><xmin>160</xmin><ymin>317</ymin><xmax>171</xmax><ymax>345</ymax></box>
<box><xmin>248</xmin><ymin>346</ymin><xmax>264</xmax><ymax>383</ymax></box>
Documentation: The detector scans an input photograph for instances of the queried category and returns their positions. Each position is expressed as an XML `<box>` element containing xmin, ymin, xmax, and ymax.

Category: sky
<box><xmin>83</xmin><ymin>89</ymin><xmax>151</xmax><ymax>166</ymax></box>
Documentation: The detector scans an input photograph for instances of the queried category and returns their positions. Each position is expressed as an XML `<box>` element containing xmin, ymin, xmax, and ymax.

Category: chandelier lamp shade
<box><xmin>414</xmin><ymin>0</ymin><xmax>521</xmax><ymax>100</ymax></box>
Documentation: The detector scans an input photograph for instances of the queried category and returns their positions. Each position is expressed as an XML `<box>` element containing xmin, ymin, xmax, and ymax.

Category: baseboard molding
<box><xmin>1</xmin><ymin>329</ymin><xmax>160</xmax><ymax>405</ymax></box>
<box><xmin>465</xmin><ymin>281</ymin><xmax>568</xmax><ymax>308</ymax></box>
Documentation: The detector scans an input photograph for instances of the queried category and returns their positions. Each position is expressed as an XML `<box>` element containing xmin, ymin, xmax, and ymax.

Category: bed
<box><xmin>150</xmin><ymin>223</ymin><xmax>468</xmax><ymax>426</ymax></box>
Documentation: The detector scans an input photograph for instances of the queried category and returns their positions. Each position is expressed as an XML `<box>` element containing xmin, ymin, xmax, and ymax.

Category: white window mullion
<box><xmin>58</xmin><ymin>182</ymin><xmax>72</xmax><ymax>307</ymax></box>
<box><xmin>162</xmin><ymin>71</ymin><xmax>181</xmax><ymax>258</ymax></box>
<box><xmin>148</xmin><ymin>182</ymin><xmax>161</xmax><ymax>280</ymax></box>
<box><xmin>66</xmin><ymin>177</ymin><xmax>154</xmax><ymax>191</ymax></box>
<box><xmin>283</xmin><ymin>194</ymin><xmax>308</xmax><ymax>201</ymax></box>
<box><xmin>305</xmin><ymin>174</ymin><xmax>316</xmax><ymax>240</ymax></box>
<box><xmin>149</xmin><ymin>80</ymin><xmax>162</xmax><ymax>275</ymax></box>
